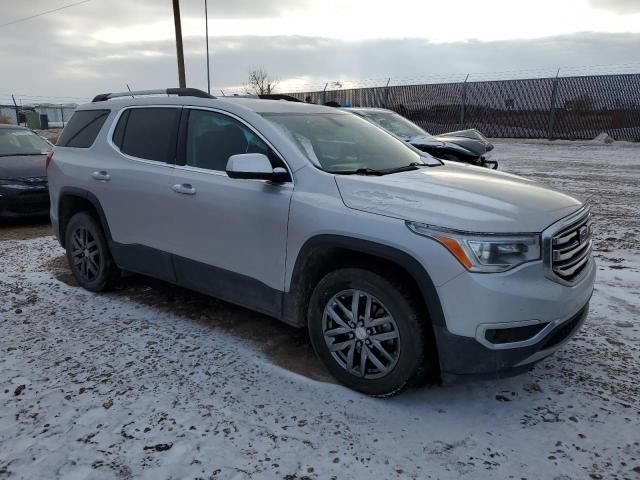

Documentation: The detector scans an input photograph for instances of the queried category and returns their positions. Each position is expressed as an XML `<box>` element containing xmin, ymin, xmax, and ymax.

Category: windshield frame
<box><xmin>0</xmin><ymin>128</ymin><xmax>53</xmax><ymax>157</ymax></box>
<box><xmin>261</xmin><ymin>111</ymin><xmax>440</xmax><ymax>175</ymax></box>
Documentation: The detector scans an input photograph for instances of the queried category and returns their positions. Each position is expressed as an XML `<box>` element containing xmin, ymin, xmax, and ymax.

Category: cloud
<box><xmin>0</xmin><ymin>1</ymin><xmax>639</xmax><ymax>103</ymax></box>
<box><xmin>4</xmin><ymin>31</ymin><xmax>639</xmax><ymax>103</ymax></box>
<box><xmin>185</xmin><ymin>0</ymin><xmax>312</xmax><ymax>18</ymax></box>
<box><xmin>588</xmin><ymin>0</ymin><xmax>640</xmax><ymax>14</ymax></box>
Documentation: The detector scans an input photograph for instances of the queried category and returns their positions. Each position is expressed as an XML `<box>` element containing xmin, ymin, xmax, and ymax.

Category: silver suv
<box><xmin>48</xmin><ymin>88</ymin><xmax>595</xmax><ymax>396</ymax></box>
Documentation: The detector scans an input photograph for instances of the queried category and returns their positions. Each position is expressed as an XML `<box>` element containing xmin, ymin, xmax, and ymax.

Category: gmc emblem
<box><xmin>579</xmin><ymin>225</ymin><xmax>589</xmax><ymax>244</ymax></box>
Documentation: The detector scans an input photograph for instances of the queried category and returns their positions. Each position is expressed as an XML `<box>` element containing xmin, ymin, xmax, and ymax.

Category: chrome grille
<box><xmin>550</xmin><ymin>210</ymin><xmax>592</xmax><ymax>282</ymax></box>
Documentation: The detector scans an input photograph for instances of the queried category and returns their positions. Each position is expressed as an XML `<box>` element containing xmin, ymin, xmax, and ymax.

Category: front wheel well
<box><xmin>285</xmin><ymin>244</ymin><xmax>429</xmax><ymax>328</ymax></box>
<box><xmin>284</xmin><ymin>241</ymin><xmax>442</xmax><ymax>382</ymax></box>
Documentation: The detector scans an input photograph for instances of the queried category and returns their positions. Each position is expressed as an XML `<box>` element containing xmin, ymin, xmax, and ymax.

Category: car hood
<box><xmin>334</xmin><ymin>163</ymin><xmax>583</xmax><ymax>233</ymax></box>
<box><xmin>410</xmin><ymin>129</ymin><xmax>494</xmax><ymax>157</ymax></box>
<box><xmin>0</xmin><ymin>154</ymin><xmax>47</xmax><ymax>180</ymax></box>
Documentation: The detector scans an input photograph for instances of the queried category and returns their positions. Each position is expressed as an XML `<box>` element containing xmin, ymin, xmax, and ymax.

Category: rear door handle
<box><xmin>91</xmin><ymin>171</ymin><xmax>111</xmax><ymax>181</ymax></box>
<box><xmin>172</xmin><ymin>183</ymin><xmax>196</xmax><ymax>195</ymax></box>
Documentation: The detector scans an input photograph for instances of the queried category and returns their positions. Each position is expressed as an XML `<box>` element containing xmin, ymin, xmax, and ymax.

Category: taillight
<box><xmin>45</xmin><ymin>151</ymin><xmax>53</xmax><ymax>169</ymax></box>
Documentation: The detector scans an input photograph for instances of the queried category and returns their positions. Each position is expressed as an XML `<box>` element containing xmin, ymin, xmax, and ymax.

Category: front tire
<box><xmin>64</xmin><ymin>212</ymin><xmax>119</xmax><ymax>292</ymax></box>
<box><xmin>308</xmin><ymin>268</ymin><xmax>434</xmax><ymax>397</ymax></box>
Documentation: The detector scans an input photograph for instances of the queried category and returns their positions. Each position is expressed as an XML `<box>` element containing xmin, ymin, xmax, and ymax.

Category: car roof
<box><xmin>76</xmin><ymin>95</ymin><xmax>345</xmax><ymax>115</ymax></box>
<box><xmin>220</xmin><ymin>97</ymin><xmax>342</xmax><ymax>114</ymax></box>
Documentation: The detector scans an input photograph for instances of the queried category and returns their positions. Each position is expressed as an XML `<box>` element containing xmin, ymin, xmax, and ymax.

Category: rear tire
<box><xmin>64</xmin><ymin>212</ymin><xmax>119</xmax><ymax>292</ymax></box>
<box><xmin>308</xmin><ymin>268</ymin><xmax>435</xmax><ymax>397</ymax></box>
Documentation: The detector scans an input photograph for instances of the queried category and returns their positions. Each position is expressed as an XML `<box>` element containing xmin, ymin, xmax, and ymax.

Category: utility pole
<box><xmin>460</xmin><ymin>73</ymin><xmax>469</xmax><ymax>125</ymax></box>
<box><xmin>547</xmin><ymin>68</ymin><xmax>561</xmax><ymax>140</ymax></box>
<box><xmin>385</xmin><ymin>77</ymin><xmax>391</xmax><ymax>107</ymax></box>
<box><xmin>172</xmin><ymin>0</ymin><xmax>186</xmax><ymax>88</ymax></box>
<box><xmin>11</xmin><ymin>95</ymin><xmax>19</xmax><ymax>126</ymax></box>
<box><xmin>205</xmin><ymin>0</ymin><xmax>211</xmax><ymax>95</ymax></box>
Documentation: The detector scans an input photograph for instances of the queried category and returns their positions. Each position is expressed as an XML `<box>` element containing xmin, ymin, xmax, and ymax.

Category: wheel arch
<box><xmin>56</xmin><ymin>187</ymin><xmax>112</xmax><ymax>248</ymax></box>
<box><xmin>283</xmin><ymin>234</ymin><xmax>446</xmax><ymax>331</ymax></box>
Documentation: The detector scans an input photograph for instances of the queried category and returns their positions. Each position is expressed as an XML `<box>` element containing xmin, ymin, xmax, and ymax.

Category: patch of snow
<box><xmin>1</xmin><ymin>140</ymin><xmax>639</xmax><ymax>479</ymax></box>
<box><xmin>591</xmin><ymin>132</ymin><xmax>614</xmax><ymax>144</ymax></box>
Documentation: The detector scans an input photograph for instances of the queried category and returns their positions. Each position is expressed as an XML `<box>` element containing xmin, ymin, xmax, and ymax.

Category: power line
<box><xmin>0</xmin><ymin>93</ymin><xmax>89</xmax><ymax>101</ymax></box>
<box><xmin>0</xmin><ymin>0</ymin><xmax>93</xmax><ymax>28</ymax></box>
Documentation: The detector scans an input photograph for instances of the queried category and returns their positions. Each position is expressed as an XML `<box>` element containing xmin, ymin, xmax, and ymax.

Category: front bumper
<box><xmin>432</xmin><ymin>247</ymin><xmax>595</xmax><ymax>382</ymax></box>
<box><xmin>0</xmin><ymin>185</ymin><xmax>50</xmax><ymax>218</ymax></box>
<box><xmin>435</xmin><ymin>301</ymin><xmax>589</xmax><ymax>382</ymax></box>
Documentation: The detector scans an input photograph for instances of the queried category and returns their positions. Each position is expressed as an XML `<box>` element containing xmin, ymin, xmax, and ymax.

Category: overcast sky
<box><xmin>1</xmin><ymin>0</ymin><xmax>639</xmax><ymax>103</ymax></box>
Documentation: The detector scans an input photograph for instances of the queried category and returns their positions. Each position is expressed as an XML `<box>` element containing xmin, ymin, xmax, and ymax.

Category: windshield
<box><xmin>357</xmin><ymin>110</ymin><xmax>429</xmax><ymax>139</ymax></box>
<box><xmin>0</xmin><ymin>128</ymin><xmax>52</xmax><ymax>157</ymax></box>
<box><xmin>262</xmin><ymin>112</ymin><xmax>425</xmax><ymax>173</ymax></box>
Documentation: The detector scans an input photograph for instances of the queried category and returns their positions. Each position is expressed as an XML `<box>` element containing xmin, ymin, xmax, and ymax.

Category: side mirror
<box><xmin>226</xmin><ymin>153</ymin><xmax>289</xmax><ymax>182</ymax></box>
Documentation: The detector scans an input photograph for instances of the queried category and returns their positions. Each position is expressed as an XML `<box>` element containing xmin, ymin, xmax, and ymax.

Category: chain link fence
<box><xmin>285</xmin><ymin>73</ymin><xmax>640</xmax><ymax>140</ymax></box>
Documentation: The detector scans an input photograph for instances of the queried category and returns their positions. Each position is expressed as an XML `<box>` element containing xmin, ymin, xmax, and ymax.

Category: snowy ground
<box><xmin>1</xmin><ymin>140</ymin><xmax>639</xmax><ymax>480</ymax></box>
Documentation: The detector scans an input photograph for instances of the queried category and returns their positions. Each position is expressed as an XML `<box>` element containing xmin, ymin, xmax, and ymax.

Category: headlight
<box><xmin>406</xmin><ymin>221</ymin><xmax>541</xmax><ymax>272</ymax></box>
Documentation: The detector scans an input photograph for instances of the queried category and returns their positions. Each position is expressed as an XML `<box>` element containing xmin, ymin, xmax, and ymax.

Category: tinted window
<box><xmin>112</xmin><ymin>109</ymin><xmax>130</xmax><ymax>148</ymax></box>
<box><xmin>185</xmin><ymin>110</ymin><xmax>270</xmax><ymax>171</ymax></box>
<box><xmin>119</xmin><ymin>108</ymin><xmax>181</xmax><ymax>162</ymax></box>
<box><xmin>57</xmin><ymin>110</ymin><xmax>109</xmax><ymax>148</ymax></box>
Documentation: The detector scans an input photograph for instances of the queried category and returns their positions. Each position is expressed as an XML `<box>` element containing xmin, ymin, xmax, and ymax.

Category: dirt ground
<box><xmin>0</xmin><ymin>217</ymin><xmax>331</xmax><ymax>383</ymax></box>
<box><xmin>0</xmin><ymin>217</ymin><xmax>51</xmax><ymax>241</ymax></box>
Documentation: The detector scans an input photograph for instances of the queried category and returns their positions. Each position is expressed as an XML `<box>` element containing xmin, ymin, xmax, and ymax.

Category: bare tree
<box><xmin>246</xmin><ymin>68</ymin><xmax>278</xmax><ymax>95</ymax></box>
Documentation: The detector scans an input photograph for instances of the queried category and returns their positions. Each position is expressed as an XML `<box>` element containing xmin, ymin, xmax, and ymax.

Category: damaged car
<box><xmin>345</xmin><ymin>107</ymin><xmax>497</xmax><ymax>169</ymax></box>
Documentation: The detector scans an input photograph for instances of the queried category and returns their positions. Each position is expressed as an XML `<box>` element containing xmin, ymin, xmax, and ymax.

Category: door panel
<box><xmin>165</xmin><ymin>108</ymin><xmax>293</xmax><ymax>302</ymax></box>
<box><xmin>90</xmin><ymin>106</ymin><xmax>182</xmax><ymax>280</ymax></box>
<box><xmin>166</xmin><ymin>169</ymin><xmax>293</xmax><ymax>293</ymax></box>
<box><xmin>96</xmin><ymin>157</ymin><xmax>175</xmax><ymax>250</ymax></box>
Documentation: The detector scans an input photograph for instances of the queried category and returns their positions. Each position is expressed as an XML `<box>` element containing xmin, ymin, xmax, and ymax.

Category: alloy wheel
<box><xmin>70</xmin><ymin>226</ymin><xmax>101</xmax><ymax>282</ymax></box>
<box><xmin>322</xmin><ymin>289</ymin><xmax>401</xmax><ymax>379</ymax></box>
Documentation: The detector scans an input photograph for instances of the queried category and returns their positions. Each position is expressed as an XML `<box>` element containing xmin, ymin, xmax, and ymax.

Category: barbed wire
<box><xmin>0</xmin><ymin>0</ymin><xmax>93</xmax><ymax>28</ymax></box>
<box><xmin>218</xmin><ymin>62</ymin><xmax>640</xmax><ymax>94</ymax></box>
<box><xmin>3</xmin><ymin>62</ymin><xmax>640</xmax><ymax>104</ymax></box>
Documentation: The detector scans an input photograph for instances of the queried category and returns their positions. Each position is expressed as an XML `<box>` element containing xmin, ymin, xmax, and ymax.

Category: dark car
<box><xmin>345</xmin><ymin>108</ymin><xmax>497</xmax><ymax>169</ymax></box>
<box><xmin>0</xmin><ymin>124</ymin><xmax>52</xmax><ymax>218</ymax></box>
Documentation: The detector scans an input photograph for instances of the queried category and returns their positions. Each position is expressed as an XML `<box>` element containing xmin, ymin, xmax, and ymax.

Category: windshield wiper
<box><xmin>0</xmin><ymin>153</ymin><xmax>47</xmax><ymax>157</ymax></box>
<box><xmin>378</xmin><ymin>162</ymin><xmax>425</xmax><ymax>174</ymax></box>
<box><xmin>330</xmin><ymin>168</ymin><xmax>385</xmax><ymax>176</ymax></box>
<box><xmin>331</xmin><ymin>163</ymin><xmax>427</xmax><ymax>176</ymax></box>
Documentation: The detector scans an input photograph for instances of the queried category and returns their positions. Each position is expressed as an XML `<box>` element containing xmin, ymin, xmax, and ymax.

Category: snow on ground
<box><xmin>1</xmin><ymin>141</ymin><xmax>639</xmax><ymax>480</ymax></box>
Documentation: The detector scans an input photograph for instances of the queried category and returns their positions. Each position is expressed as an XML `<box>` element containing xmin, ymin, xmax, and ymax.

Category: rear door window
<box><xmin>116</xmin><ymin>107</ymin><xmax>181</xmax><ymax>162</ymax></box>
<box><xmin>57</xmin><ymin>110</ymin><xmax>109</xmax><ymax>148</ymax></box>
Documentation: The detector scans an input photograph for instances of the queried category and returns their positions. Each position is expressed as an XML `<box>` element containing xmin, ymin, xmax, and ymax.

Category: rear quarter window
<box><xmin>115</xmin><ymin>108</ymin><xmax>181</xmax><ymax>162</ymax></box>
<box><xmin>57</xmin><ymin>110</ymin><xmax>110</xmax><ymax>148</ymax></box>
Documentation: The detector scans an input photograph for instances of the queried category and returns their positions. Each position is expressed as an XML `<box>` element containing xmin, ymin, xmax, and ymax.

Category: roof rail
<box><xmin>258</xmin><ymin>94</ymin><xmax>303</xmax><ymax>103</ymax></box>
<box><xmin>91</xmin><ymin>88</ymin><xmax>214</xmax><ymax>102</ymax></box>
<box><xmin>225</xmin><ymin>93</ymin><xmax>303</xmax><ymax>103</ymax></box>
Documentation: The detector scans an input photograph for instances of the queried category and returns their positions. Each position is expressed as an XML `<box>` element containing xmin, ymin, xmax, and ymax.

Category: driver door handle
<box><xmin>91</xmin><ymin>170</ymin><xmax>110</xmax><ymax>181</ymax></box>
<box><xmin>172</xmin><ymin>183</ymin><xmax>197</xmax><ymax>195</ymax></box>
